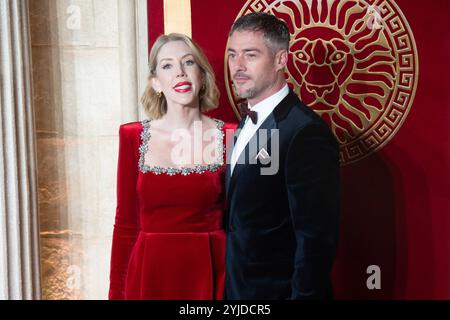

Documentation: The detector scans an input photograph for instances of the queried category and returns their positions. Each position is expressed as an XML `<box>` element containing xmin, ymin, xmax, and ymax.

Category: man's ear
<box><xmin>151</xmin><ymin>77</ymin><xmax>162</xmax><ymax>93</ymax></box>
<box><xmin>275</xmin><ymin>49</ymin><xmax>288</xmax><ymax>72</ymax></box>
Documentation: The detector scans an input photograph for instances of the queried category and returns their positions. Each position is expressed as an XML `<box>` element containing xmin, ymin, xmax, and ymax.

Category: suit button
<box><xmin>229</xmin><ymin>224</ymin><xmax>234</xmax><ymax>232</ymax></box>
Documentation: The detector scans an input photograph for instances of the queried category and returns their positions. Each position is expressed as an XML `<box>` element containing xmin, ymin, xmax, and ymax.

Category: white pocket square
<box><xmin>255</xmin><ymin>148</ymin><xmax>271</xmax><ymax>164</ymax></box>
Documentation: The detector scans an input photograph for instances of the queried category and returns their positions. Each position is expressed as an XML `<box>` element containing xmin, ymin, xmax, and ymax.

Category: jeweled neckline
<box><xmin>138</xmin><ymin>118</ymin><xmax>225</xmax><ymax>176</ymax></box>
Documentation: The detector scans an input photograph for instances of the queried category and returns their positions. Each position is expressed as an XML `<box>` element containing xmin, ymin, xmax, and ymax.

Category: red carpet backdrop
<box><xmin>147</xmin><ymin>0</ymin><xmax>450</xmax><ymax>299</ymax></box>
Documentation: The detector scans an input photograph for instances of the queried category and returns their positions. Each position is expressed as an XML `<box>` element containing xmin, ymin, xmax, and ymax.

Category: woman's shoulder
<box><xmin>118</xmin><ymin>120</ymin><xmax>146</xmax><ymax>140</ymax></box>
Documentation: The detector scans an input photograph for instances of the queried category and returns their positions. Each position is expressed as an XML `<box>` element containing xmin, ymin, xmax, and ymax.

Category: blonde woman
<box><xmin>109</xmin><ymin>33</ymin><xmax>236</xmax><ymax>300</ymax></box>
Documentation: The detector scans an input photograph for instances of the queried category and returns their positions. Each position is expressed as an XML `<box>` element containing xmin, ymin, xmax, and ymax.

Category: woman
<box><xmin>108</xmin><ymin>33</ymin><xmax>235</xmax><ymax>300</ymax></box>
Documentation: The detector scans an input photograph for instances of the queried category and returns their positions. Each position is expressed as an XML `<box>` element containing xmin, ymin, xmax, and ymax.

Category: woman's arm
<box><xmin>109</xmin><ymin>124</ymin><xmax>141</xmax><ymax>300</ymax></box>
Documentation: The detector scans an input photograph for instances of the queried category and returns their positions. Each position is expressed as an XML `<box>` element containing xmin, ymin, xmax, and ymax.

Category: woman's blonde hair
<box><xmin>141</xmin><ymin>33</ymin><xmax>219</xmax><ymax>119</ymax></box>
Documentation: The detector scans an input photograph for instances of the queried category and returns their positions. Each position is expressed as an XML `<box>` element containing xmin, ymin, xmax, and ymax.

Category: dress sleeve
<box><xmin>108</xmin><ymin>124</ymin><xmax>140</xmax><ymax>300</ymax></box>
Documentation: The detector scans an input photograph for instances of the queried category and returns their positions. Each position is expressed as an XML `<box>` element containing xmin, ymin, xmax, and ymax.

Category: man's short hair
<box><xmin>230</xmin><ymin>12</ymin><xmax>290</xmax><ymax>53</ymax></box>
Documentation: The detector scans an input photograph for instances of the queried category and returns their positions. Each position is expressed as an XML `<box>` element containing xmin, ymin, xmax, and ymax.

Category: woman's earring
<box><xmin>157</xmin><ymin>91</ymin><xmax>162</xmax><ymax>98</ymax></box>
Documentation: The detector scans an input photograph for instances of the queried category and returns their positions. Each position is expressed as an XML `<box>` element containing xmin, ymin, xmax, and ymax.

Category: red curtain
<box><xmin>147</xmin><ymin>0</ymin><xmax>450</xmax><ymax>299</ymax></box>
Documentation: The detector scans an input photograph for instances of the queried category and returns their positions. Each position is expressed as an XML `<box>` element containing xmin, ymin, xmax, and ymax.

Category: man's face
<box><xmin>228</xmin><ymin>30</ymin><xmax>282</xmax><ymax>105</ymax></box>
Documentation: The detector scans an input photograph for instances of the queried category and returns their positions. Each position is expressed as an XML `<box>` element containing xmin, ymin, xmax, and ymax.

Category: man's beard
<box><xmin>237</xmin><ymin>87</ymin><xmax>257</xmax><ymax>99</ymax></box>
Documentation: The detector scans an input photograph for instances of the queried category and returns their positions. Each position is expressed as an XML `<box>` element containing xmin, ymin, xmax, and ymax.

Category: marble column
<box><xmin>0</xmin><ymin>0</ymin><xmax>41</xmax><ymax>300</ymax></box>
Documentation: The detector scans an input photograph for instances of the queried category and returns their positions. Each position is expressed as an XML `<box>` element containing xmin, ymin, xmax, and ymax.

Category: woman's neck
<box><xmin>158</xmin><ymin>103</ymin><xmax>202</xmax><ymax>131</ymax></box>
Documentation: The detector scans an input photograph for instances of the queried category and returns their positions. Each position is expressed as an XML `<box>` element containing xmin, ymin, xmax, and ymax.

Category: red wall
<box><xmin>147</xmin><ymin>0</ymin><xmax>450</xmax><ymax>299</ymax></box>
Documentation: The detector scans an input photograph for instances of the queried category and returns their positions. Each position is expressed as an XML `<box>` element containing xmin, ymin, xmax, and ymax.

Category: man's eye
<box><xmin>246</xmin><ymin>54</ymin><xmax>256</xmax><ymax>58</ymax></box>
<box><xmin>228</xmin><ymin>53</ymin><xmax>235</xmax><ymax>59</ymax></box>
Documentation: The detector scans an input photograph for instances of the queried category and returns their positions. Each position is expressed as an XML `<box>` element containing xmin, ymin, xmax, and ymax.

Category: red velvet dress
<box><xmin>109</xmin><ymin>118</ymin><xmax>234</xmax><ymax>300</ymax></box>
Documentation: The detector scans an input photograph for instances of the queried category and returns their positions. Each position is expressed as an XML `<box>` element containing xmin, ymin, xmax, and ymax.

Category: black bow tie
<box><xmin>239</xmin><ymin>102</ymin><xmax>258</xmax><ymax>124</ymax></box>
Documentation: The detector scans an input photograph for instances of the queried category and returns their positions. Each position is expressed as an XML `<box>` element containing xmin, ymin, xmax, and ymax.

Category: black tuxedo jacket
<box><xmin>224</xmin><ymin>90</ymin><xmax>340</xmax><ymax>300</ymax></box>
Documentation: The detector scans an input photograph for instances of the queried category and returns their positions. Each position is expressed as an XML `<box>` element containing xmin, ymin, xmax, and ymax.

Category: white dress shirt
<box><xmin>230</xmin><ymin>84</ymin><xmax>289</xmax><ymax>175</ymax></box>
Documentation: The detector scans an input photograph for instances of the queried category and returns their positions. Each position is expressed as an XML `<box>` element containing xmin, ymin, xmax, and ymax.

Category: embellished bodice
<box><xmin>138</xmin><ymin>118</ymin><xmax>225</xmax><ymax>176</ymax></box>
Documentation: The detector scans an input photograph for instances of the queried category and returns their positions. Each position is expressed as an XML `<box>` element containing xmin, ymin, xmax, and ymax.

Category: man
<box><xmin>225</xmin><ymin>12</ymin><xmax>340</xmax><ymax>300</ymax></box>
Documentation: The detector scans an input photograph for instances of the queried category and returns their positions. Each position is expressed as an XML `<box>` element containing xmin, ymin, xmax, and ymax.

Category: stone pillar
<box><xmin>0</xmin><ymin>0</ymin><xmax>41</xmax><ymax>300</ymax></box>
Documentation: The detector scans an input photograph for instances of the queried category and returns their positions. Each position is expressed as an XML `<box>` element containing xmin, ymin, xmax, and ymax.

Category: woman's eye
<box><xmin>162</xmin><ymin>64</ymin><xmax>171</xmax><ymax>70</ymax></box>
<box><xmin>184</xmin><ymin>59</ymin><xmax>195</xmax><ymax>66</ymax></box>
